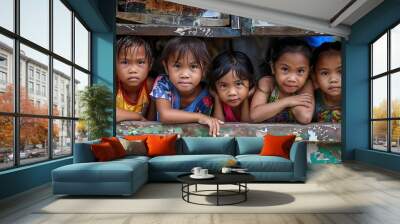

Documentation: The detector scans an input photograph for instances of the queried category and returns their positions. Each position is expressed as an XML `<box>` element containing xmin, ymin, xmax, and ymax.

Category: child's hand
<box><xmin>198</xmin><ymin>115</ymin><xmax>224</xmax><ymax>137</ymax></box>
<box><xmin>284</xmin><ymin>93</ymin><xmax>313</xmax><ymax>108</ymax></box>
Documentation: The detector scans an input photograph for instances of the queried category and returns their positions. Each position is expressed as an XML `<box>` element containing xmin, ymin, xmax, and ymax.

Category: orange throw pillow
<box><xmin>146</xmin><ymin>134</ymin><xmax>177</xmax><ymax>157</ymax></box>
<box><xmin>101</xmin><ymin>137</ymin><xmax>126</xmax><ymax>158</ymax></box>
<box><xmin>91</xmin><ymin>142</ymin><xmax>117</xmax><ymax>161</ymax></box>
<box><xmin>259</xmin><ymin>134</ymin><xmax>296</xmax><ymax>159</ymax></box>
<box><xmin>124</xmin><ymin>135</ymin><xmax>151</xmax><ymax>141</ymax></box>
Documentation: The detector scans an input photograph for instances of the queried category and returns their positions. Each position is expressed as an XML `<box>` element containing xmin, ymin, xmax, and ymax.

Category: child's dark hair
<box><xmin>208</xmin><ymin>51</ymin><xmax>255</xmax><ymax>89</ymax></box>
<box><xmin>116</xmin><ymin>36</ymin><xmax>153</xmax><ymax>65</ymax></box>
<box><xmin>160</xmin><ymin>37</ymin><xmax>211</xmax><ymax>72</ymax></box>
<box><xmin>312</xmin><ymin>41</ymin><xmax>341</xmax><ymax>70</ymax></box>
<box><xmin>270</xmin><ymin>38</ymin><xmax>312</xmax><ymax>65</ymax></box>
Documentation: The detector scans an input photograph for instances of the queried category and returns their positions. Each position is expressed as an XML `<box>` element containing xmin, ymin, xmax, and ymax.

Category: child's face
<box><xmin>164</xmin><ymin>52</ymin><xmax>203</xmax><ymax>95</ymax></box>
<box><xmin>117</xmin><ymin>45</ymin><xmax>150</xmax><ymax>88</ymax></box>
<box><xmin>215</xmin><ymin>70</ymin><xmax>249</xmax><ymax>107</ymax></box>
<box><xmin>314</xmin><ymin>52</ymin><xmax>342</xmax><ymax>97</ymax></box>
<box><xmin>273</xmin><ymin>52</ymin><xmax>310</xmax><ymax>94</ymax></box>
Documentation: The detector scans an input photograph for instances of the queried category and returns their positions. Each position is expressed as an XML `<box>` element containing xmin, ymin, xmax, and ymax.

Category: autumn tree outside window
<box><xmin>0</xmin><ymin>0</ymin><xmax>91</xmax><ymax>170</ymax></box>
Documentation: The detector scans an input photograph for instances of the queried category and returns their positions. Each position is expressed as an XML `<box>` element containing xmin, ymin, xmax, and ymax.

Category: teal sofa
<box><xmin>52</xmin><ymin>137</ymin><xmax>307</xmax><ymax>196</ymax></box>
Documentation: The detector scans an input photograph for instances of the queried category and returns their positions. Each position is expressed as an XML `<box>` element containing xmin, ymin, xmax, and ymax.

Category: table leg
<box><xmin>217</xmin><ymin>184</ymin><xmax>219</xmax><ymax>206</ymax></box>
<box><xmin>245</xmin><ymin>183</ymin><xmax>247</xmax><ymax>201</ymax></box>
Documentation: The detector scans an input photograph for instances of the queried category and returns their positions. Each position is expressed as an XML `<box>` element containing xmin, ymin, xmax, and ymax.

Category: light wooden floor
<box><xmin>1</xmin><ymin>162</ymin><xmax>400</xmax><ymax>224</ymax></box>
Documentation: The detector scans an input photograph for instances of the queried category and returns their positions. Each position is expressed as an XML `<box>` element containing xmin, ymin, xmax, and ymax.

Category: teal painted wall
<box><xmin>0</xmin><ymin>158</ymin><xmax>72</xmax><ymax>199</ymax></box>
<box><xmin>0</xmin><ymin>0</ymin><xmax>116</xmax><ymax>200</ymax></box>
<box><xmin>345</xmin><ymin>0</ymin><xmax>400</xmax><ymax>171</ymax></box>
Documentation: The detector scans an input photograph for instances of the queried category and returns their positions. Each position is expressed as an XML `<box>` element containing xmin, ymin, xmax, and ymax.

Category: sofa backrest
<box><xmin>73</xmin><ymin>140</ymin><xmax>100</xmax><ymax>163</ymax></box>
<box><xmin>178</xmin><ymin>137</ymin><xmax>235</xmax><ymax>155</ymax></box>
<box><xmin>235</xmin><ymin>137</ymin><xmax>263</xmax><ymax>155</ymax></box>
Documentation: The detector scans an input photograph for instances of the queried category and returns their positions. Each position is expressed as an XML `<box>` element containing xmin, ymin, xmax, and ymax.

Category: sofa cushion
<box><xmin>179</xmin><ymin>137</ymin><xmax>235</xmax><ymax>155</ymax></box>
<box><xmin>260</xmin><ymin>135</ymin><xmax>296</xmax><ymax>159</ymax></box>
<box><xmin>52</xmin><ymin>160</ymin><xmax>145</xmax><ymax>183</ymax></box>
<box><xmin>91</xmin><ymin>142</ymin><xmax>118</xmax><ymax>162</ymax></box>
<box><xmin>73</xmin><ymin>140</ymin><xmax>100</xmax><ymax>163</ymax></box>
<box><xmin>147</xmin><ymin>134</ymin><xmax>177</xmax><ymax>157</ymax></box>
<box><xmin>236</xmin><ymin>155</ymin><xmax>293</xmax><ymax>172</ymax></box>
<box><xmin>119</xmin><ymin>139</ymin><xmax>147</xmax><ymax>156</ymax></box>
<box><xmin>148</xmin><ymin>154</ymin><xmax>235</xmax><ymax>172</ymax></box>
<box><xmin>235</xmin><ymin>137</ymin><xmax>263</xmax><ymax>155</ymax></box>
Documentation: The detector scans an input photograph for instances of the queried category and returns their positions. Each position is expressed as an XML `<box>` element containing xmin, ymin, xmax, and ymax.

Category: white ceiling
<box><xmin>167</xmin><ymin>0</ymin><xmax>384</xmax><ymax>38</ymax></box>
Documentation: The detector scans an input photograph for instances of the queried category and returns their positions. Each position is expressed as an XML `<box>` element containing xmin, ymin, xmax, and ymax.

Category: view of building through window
<box><xmin>0</xmin><ymin>0</ymin><xmax>90</xmax><ymax>170</ymax></box>
<box><xmin>371</xmin><ymin>23</ymin><xmax>400</xmax><ymax>153</ymax></box>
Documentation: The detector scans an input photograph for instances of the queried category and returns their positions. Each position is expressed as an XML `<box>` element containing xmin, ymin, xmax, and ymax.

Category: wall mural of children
<box><xmin>116</xmin><ymin>36</ymin><xmax>156</xmax><ymax>122</ymax></box>
<box><xmin>311</xmin><ymin>41</ymin><xmax>342</xmax><ymax>123</ymax></box>
<box><xmin>150</xmin><ymin>37</ymin><xmax>223</xmax><ymax>137</ymax></box>
<box><xmin>250</xmin><ymin>38</ymin><xmax>315</xmax><ymax>124</ymax></box>
<box><xmin>208</xmin><ymin>51</ymin><xmax>255</xmax><ymax>122</ymax></box>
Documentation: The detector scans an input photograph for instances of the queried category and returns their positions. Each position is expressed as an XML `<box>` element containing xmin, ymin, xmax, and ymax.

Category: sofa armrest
<box><xmin>73</xmin><ymin>141</ymin><xmax>99</xmax><ymax>163</ymax></box>
<box><xmin>289</xmin><ymin>141</ymin><xmax>307</xmax><ymax>181</ymax></box>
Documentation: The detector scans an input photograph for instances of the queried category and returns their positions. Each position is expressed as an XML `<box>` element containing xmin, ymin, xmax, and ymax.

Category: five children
<box><xmin>116</xmin><ymin>36</ymin><xmax>342</xmax><ymax>135</ymax></box>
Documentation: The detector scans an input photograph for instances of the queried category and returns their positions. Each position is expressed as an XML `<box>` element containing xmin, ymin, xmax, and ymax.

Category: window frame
<box><xmin>370</xmin><ymin>20</ymin><xmax>400</xmax><ymax>154</ymax></box>
<box><xmin>0</xmin><ymin>0</ymin><xmax>92</xmax><ymax>171</ymax></box>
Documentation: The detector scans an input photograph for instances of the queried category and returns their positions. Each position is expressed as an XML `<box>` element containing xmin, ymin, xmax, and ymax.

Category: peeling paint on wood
<box><xmin>117</xmin><ymin>122</ymin><xmax>342</xmax><ymax>164</ymax></box>
<box><xmin>117</xmin><ymin>122</ymin><xmax>340</xmax><ymax>142</ymax></box>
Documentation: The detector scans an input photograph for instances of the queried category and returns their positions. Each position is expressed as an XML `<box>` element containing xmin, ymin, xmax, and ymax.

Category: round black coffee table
<box><xmin>177</xmin><ymin>173</ymin><xmax>255</xmax><ymax>206</ymax></box>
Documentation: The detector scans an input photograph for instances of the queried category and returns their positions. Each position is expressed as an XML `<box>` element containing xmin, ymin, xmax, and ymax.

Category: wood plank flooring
<box><xmin>1</xmin><ymin>162</ymin><xmax>400</xmax><ymax>224</ymax></box>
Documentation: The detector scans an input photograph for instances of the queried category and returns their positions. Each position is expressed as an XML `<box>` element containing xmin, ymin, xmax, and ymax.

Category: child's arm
<box><xmin>156</xmin><ymin>99</ymin><xmax>223</xmax><ymax>137</ymax></box>
<box><xmin>209</xmin><ymin>89</ymin><xmax>225</xmax><ymax>122</ymax></box>
<box><xmin>249</xmin><ymin>76</ymin><xmax>276</xmax><ymax>122</ymax></box>
<box><xmin>145</xmin><ymin>78</ymin><xmax>156</xmax><ymax>121</ymax></box>
<box><xmin>240</xmin><ymin>97</ymin><xmax>251</xmax><ymax>122</ymax></box>
<box><xmin>290</xmin><ymin>80</ymin><xmax>315</xmax><ymax>124</ymax></box>
<box><xmin>116</xmin><ymin>108</ymin><xmax>146</xmax><ymax>122</ymax></box>
<box><xmin>145</xmin><ymin>99</ymin><xmax>156</xmax><ymax>121</ymax></box>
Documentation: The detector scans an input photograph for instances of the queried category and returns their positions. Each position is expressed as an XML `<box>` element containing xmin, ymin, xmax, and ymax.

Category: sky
<box><xmin>0</xmin><ymin>0</ymin><xmax>89</xmax><ymax>74</ymax></box>
<box><xmin>372</xmin><ymin>32</ymin><xmax>400</xmax><ymax>109</ymax></box>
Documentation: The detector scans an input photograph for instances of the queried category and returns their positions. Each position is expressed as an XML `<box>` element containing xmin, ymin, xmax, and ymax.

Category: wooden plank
<box><xmin>117</xmin><ymin>12</ymin><xmax>230</xmax><ymax>27</ymax></box>
<box><xmin>249</xmin><ymin>26</ymin><xmax>321</xmax><ymax>36</ymax></box>
<box><xmin>116</xmin><ymin>122</ymin><xmax>341</xmax><ymax>143</ymax></box>
<box><xmin>117</xmin><ymin>23</ymin><xmax>241</xmax><ymax>37</ymax></box>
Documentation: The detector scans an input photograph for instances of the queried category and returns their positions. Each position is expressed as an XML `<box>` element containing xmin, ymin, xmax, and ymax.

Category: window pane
<box><xmin>0</xmin><ymin>35</ymin><xmax>14</xmax><ymax>112</ymax></box>
<box><xmin>20</xmin><ymin>117</ymin><xmax>49</xmax><ymax>165</ymax></box>
<box><xmin>74</xmin><ymin>69</ymin><xmax>89</xmax><ymax>118</ymax></box>
<box><xmin>372</xmin><ymin>77</ymin><xmax>387</xmax><ymax>119</ymax></box>
<box><xmin>74</xmin><ymin>17</ymin><xmax>89</xmax><ymax>70</ymax></box>
<box><xmin>372</xmin><ymin>33</ymin><xmax>387</xmax><ymax>76</ymax></box>
<box><xmin>391</xmin><ymin>24</ymin><xmax>400</xmax><ymax>70</ymax></box>
<box><xmin>20</xmin><ymin>0</ymin><xmax>49</xmax><ymax>49</ymax></box>
<box><xmin>53</xmin><ymin>59</ymin><xmax>72</xmax><ymax>117</ymax></box>
<box><xmin>0</xmin><ymin>0</ymin><xmax>14</xmax><ymax>31</ymax></box>
<box><xmin>372</xmin><ymin>121</ymin><xmax>388</xmax><ymax>151</ymax></box>
<box><xmin>391</xmin><ymin>72</ymin><xmax>400</xmax><ymax>118</ymax></box>
<box><xmin>0</xmin><ymin>116</ymin><xmax>13</xmax><ymax>170</ymax></box>
<box><xmin>53</xmin><ymin>119</ymin><xmax>72</xmax><ymax>158</ymax></box>
<box><xmin>53</xmin><ymin>0</ymin><xmax>72</xmax><ymax>60</ymax></box>
<box><xmin>75</xmin><ymin>120</ymin><xmax>88</xmax><ymax>143</ymax></box>
<box><xmin>20</xmin><ymin>44</ymin><xmax>49</xmax><ymax>115</ymax></box>
<box><xmin>391</xmin><ymin>120</ymin><xmax>400</xmax><ymax>153</ymax></box>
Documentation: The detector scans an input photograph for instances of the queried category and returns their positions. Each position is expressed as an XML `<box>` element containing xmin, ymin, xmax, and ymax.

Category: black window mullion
<box><xmin>13</xmin><ymin>0</ymin><xmax>20</xmax><ymax>167</ymax></box>
<box><xmin>370</xmin><ymin>45</ymin><xmax>373</xmax><ymax>149</ymax></box>
<box><xmin>387</xmin><ymin>35</ymin><xmax>390</xmax><ymax>152</ymax></box>
<box><xmin>0</xmin><ymin>0</ymin><xmax>84</xmax><ymax>171</ymax></box>
<box><xmin>71</xmin><ymin>10</ymin><xmax>76</xmax><ymax>154</ymax></box>
<box><xmin>49</xmin><ymin>0</ymin><xmax>54</xmax><ymax>160</ymax></box>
